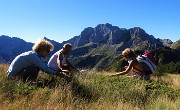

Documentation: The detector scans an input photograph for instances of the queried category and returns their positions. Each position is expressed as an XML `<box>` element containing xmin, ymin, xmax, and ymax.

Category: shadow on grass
<box><xmin>70</xmin><ymin>80</ymin><xmax>93</xmax><ymax>101</ymax></box>
<box><xmin>35</xmin><ymin>75</ymin><xmax>94</xmax><ymax>101</ymax></box>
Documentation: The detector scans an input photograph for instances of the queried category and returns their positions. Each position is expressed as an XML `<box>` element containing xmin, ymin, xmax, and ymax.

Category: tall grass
<box><xmin>0</xmin><ymin>64</ymin><xmax>8</xmax><ymax>74</ymax></box>
<box><xmin>152</xmin><ymin>74</ymin><xmax>180</xmax><ymax>88</ymax></box>
<box><xmin>0</xmin><ymin>64</ymin><xmax>180</xmax><ymax>110</ymax></box>
<box><xmin>146</xmin><ymin>96</ymin><xmax>180</xmax><ymax>110</ymax></box>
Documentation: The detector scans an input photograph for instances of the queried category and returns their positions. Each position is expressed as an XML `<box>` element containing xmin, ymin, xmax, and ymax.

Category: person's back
<box><xmin>48</xmin><ymin>49</ymin><xmax>62</xmax><ymax>70</ymax></box>
<box><xmin>8</xmin><ymin>51</ymin><xmax>38</xmax><ymax>77</ymax></box>
<box><xmin>48</xmin><ymin>43</ymin><xmax>77</xmax><ymax>72</ymax></box>
<box><xmin>136</xmin><ymin>55</ymin><xmax>156</xmax><ymax>74</ymax></box>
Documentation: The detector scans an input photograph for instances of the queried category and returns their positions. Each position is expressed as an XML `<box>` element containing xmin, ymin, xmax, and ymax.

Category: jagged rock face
<box><xmin>65</xmin><ymin>23</ymin><xmax>162</xmax><ymax>50</ymax></box>
<box><xmin>78</xmin><ymin>27</ymin><xmax>94</xmax><ymax>46</ymax></box>
<box><xmin>129</xmin><ymin>27</ymin><xmax>160</xmax><ymax>45</ymax></box>
<box><xmin>163</xmin><ymin>39</ymin><xmax>173</xmax><ymax>44</ymax></box>
<box><xmin>157</xmin><ymin>38</ymin><xmax>173</xmax><ymax>47</ymax></box>
<box><xmin>65</xmin><ymin>23</ymin><xmax>129</xmax><ymax>47</ymax></box>
<box><xmin>61</xmin><ymin>36</ymin><xmax>80</xmax><ymax>49</ymax></box>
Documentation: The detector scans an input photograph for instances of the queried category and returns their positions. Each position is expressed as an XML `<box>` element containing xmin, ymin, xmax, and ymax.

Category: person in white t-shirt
<box><xmin>48</xmin><ymin>43</ymin><xmax>78</xmax><ymax>77</ymax></box>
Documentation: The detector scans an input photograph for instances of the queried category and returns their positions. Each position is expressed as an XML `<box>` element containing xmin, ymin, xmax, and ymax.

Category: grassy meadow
<box><xmin>0</xmin><ymin>64</ymin><xmax>180</xmax><ymax>110</ymax></box>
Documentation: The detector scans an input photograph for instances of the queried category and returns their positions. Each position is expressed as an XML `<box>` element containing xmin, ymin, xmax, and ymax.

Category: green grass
<box><xmin>0</xmin><ymin>64</ymin><xmax>180</xmax><ymax>110</ymax></box>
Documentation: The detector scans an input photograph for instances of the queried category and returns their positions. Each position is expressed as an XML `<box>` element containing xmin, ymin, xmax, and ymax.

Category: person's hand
<box><xmin>110</xmin><ymin>73</ymin><xmax>118</xmax><ymax>77</ymax></box>
<box><xmin>61</xmin><ymin>70</ymin><xmax>71</xmax><ymax>77</ymax></box>
<box><xmin>105</xmin><ymin>73</ymin><xmax>117</xmax><ymax>77</ymax></box>
<box><xmin>79</xmin><ymin>69</ymin><xmax>87</xmax><ymax>73</ymax></box>
<box><xmin>62</xmin><ymin>69</ymin><xmax>69</xmax><ymax>73</ymax></box>
<box><xmin>57</xmin><ymin>69</ymin><xmax>70</xmax><ymax>77</ymax></box>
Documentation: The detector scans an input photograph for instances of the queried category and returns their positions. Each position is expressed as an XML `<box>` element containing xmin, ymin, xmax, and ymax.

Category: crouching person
<box><xmin>7</xmin><ymin>39</ymin><xmax>64</xmax><ymax>82</ymax></box>
<box><xmin>109</xmin><ymin>48</ymin><xmax>152</xmax><ymax>81</ymax></box>
<box><xmin>48</xmin><ymin>43</ymin><xmax>78</xmax><ymax>77</ymax></box>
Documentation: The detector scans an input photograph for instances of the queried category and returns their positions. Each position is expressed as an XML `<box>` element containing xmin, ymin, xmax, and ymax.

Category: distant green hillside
<box><xmin>70</xmin><ymin>44</ymin><xmax>118</xmax><ymax>70</ymax></box>
<box><xmin>171</xmin><ymin>40</ymin><xmax>180</xmax><ymax>50</ymax></box>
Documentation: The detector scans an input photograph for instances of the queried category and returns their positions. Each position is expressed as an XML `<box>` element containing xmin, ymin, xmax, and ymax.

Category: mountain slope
<box><xmin>171</xmin><ymin>40</ymin><xmax>180</xmax><ymax>49</ymax></box>
<box><xmin>0</xmin><ymin>35</ymin><xmax>33</xmax><ymax>63</ymax></box>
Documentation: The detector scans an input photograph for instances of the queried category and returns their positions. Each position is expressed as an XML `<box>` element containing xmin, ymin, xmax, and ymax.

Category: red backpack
<box><xmin>143</xmin><ymin>51</ymin><xmax>157</xmax><ymax>65</ymax></box>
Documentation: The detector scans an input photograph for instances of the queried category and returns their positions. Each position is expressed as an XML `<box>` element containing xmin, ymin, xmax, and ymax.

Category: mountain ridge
<box><xmin>0</xmin><ymin>23</ymin><xmax>179</xmax><ymax>69</ymax></box>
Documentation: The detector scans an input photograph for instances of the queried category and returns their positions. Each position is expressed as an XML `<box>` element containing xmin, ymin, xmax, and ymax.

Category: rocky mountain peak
<box><xmin>161</xmin><ymin>39</ymin><xmax>173</xmax><ymax>44</ymax></box>
<box><xmin>157</xmin><ymin>38</ymin><xmax>173</xmax><ymax>47</ymax></box>
<box><xmin>96</xmin><ymin>23</ymin><xmax>113</xmax><ymax>29</ymax></box>
<box><xmin>80</xmin><ymin>27</ymin><xmax>94</xmax><ymax>37</ymax></box>
<box><xmin>63</xmin><ymin>23</ymin><xmax>163</xmax><ymax>50</ymax></box>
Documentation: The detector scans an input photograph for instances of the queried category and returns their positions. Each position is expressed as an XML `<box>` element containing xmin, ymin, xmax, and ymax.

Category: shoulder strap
<box><xmin>136</xmin><ymin>55</ymin><xmax>156</xmax><ymax>74</ymax></box>
<box><xmin>128</xmin><ymin>58</ymin><xmax>144</xmax><ymax>72</ymax></box>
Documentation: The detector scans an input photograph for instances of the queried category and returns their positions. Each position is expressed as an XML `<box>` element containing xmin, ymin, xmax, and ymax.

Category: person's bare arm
<box><xmin>56</xmin><ymin>53</ymin><xmax>69</xmax><ymax>73</ymax></box>
<box><xmin>57</xmin><ymin>52</ymin><xmax>63</xmax><ymax>71</ymax></box>
<box><xmin>110</xmin><ymin>60</ymin><xmax>134</xmax><ymax>76</ymax></box>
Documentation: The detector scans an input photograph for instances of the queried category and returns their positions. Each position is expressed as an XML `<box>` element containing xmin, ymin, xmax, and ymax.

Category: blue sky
<box><xmin>0</xmin><ymin>0</ymin><xmax>179</xmax><ymax>43</ymax></box>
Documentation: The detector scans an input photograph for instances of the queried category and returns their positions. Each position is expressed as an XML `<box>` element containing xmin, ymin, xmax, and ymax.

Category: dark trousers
<box><xmin>138</xmin><ymin>70</ymin><xmax>152</xmax><ymax>81</ymax></box>
<box><xmin>16</xmin><ymin>66</ymin><xmax>40</xmax><ymax>82</ymax></box>
<box><xmin>62</xmin><ymin>65</ymin><xmax>71</xmax><ymax>71</ymax></box>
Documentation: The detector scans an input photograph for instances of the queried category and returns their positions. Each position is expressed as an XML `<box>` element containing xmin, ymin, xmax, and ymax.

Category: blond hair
<box><xmin>122</xmin><ymin>48</ymin><xmax>136</xmax><ymax>58</ymax></box>
<box><xmin>32</xmin><ymin>39</ymin><xmax>54</xmax><ymax>52</ymax></box>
